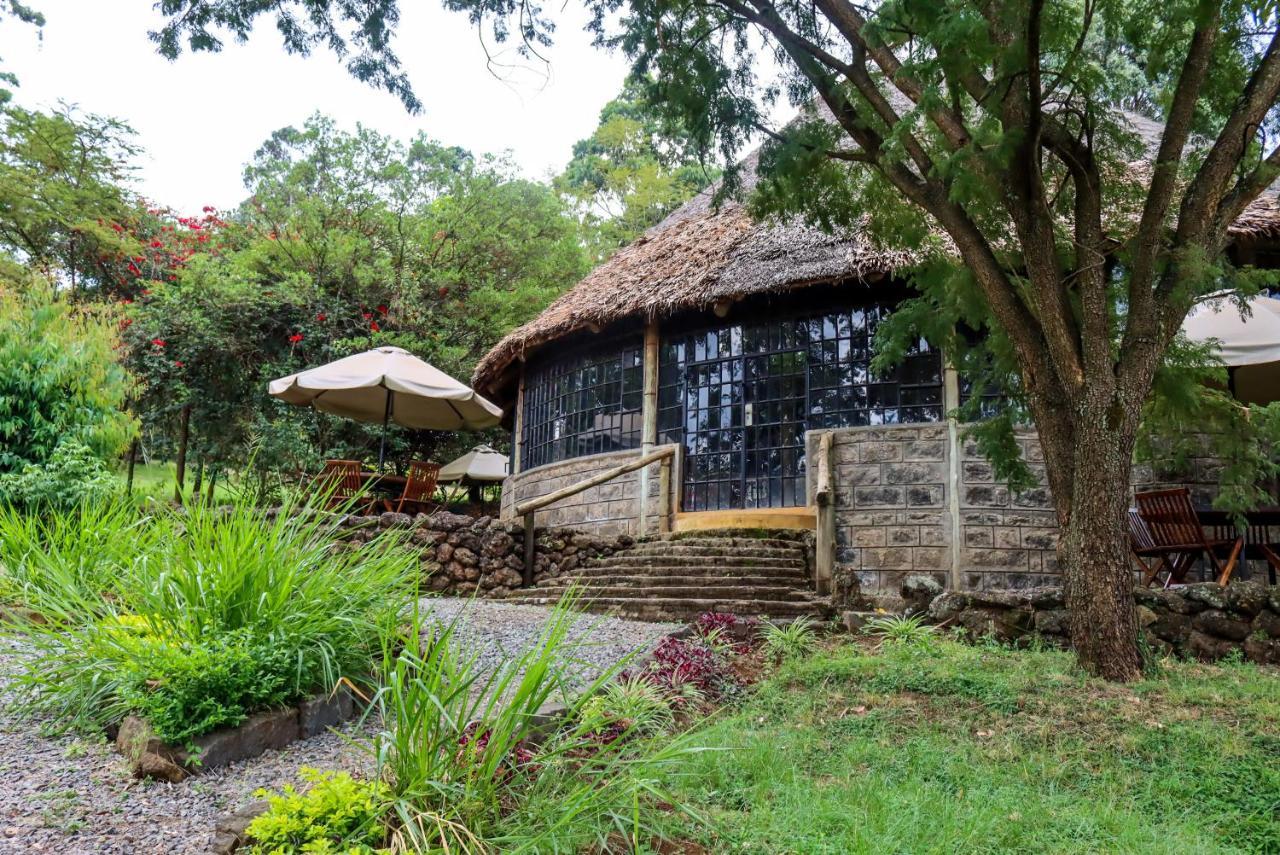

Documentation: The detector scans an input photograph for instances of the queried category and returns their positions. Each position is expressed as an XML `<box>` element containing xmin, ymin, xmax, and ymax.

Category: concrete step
<box><xmin>590</xmin><ymin>554</ymin><xmax>805</xmax><ymax>572</ymax></box>
<box><xmin>522</xmin><ymin>583</ymin><xmax>815</xmax><ymax>601</ymax></box>
<box><xmin>569</xmin><ymin>563</ymin><xmax>808</xmax><ymax>580</ymax></box>
<box><xmin>640</xmin><ymin>536</ymin><xmax>808</xmax><ymax>552</ymax></box>
<box><xmin>512</xmin><ymin>593</ymin><xmax>829</xmax><ymax>622</ymax></box>
<box><xmin>535</xmin><ymin>573</ymin><xmax>809</xmax><ymax>589</ymax></box>
<box><xmin>624</xmin><ymin>543</ymin><xmax>805</xmax><ymax>560</ymax></box>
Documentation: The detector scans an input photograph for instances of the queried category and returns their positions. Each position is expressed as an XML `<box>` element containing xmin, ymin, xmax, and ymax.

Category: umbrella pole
<box><xmin>378</xmin><ymin>390</ymin><xmax>393</xmax><ymax>473</ymax></box>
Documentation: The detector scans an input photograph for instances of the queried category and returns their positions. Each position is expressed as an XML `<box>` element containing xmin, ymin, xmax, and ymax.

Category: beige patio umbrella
<box><xmin>1182</xmin><ymin>294</ymin><xmax>1280</xmax><ymax>405</ymax></box>
<box><xmin>268</xmin><ymin>346</ymin><xmax>502</xmax><ymax>468</ymax></box>
<box><xmin>437</xmin><ymin>444</ymin><xmax>510</xmax><ymax>503</ymax></box>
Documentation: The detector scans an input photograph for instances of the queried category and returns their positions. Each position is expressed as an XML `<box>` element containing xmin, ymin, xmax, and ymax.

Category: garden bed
<box><xmin>116</xmin><ymin>689</ymin><xmax>358</xmax><ymax>782</ymax></box>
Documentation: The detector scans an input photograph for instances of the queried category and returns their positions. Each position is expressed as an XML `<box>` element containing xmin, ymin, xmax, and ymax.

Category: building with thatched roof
<box><xmin>475</xmin><ymin>123</ymin><xmax>1280</xmax><ymax>605</ymax></box>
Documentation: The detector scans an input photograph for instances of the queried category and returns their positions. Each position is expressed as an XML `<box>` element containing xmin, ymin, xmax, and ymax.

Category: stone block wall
<box><xmin>332</xmin><ymin>510</ymin><xmax>635</xmax><ymax>598</ymax></box>
<box><xmin>499</xmin><ymin>445</ymin><xmax>676</xmax><ymax>537</ymax></box>
<box><xmin>807</xmin><ymin>424</ymin><xmax>1062</xmax><ymax>595</ymax></box>
<box><xmin>956</xmin><ymin>429</ymin><xmax>1060</xmax><ymax>590</ymax></box>
<box><xmin>807</xmin><ymin>424</ymin><xmax>953</xmax><ymax>595</ymax></box>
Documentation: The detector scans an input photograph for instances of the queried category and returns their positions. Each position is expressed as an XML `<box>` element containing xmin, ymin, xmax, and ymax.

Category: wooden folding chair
<box><xmin>384</xmin><ymin>460</ymin><xmax>441</xmax><ymax>516</ymax></box>
<box><xmin>1126</xmin><ymin>509</ymin><xmax>1165</xmax><ymax>583</ymax></box>
<box><xmin>317</xmin><ymin>459</ymin><xmax>366</xmax><ymax>512</ymax></box>
<box><xmin>1211</xmin><ymin>520</ymin><xmax>1280</xmax><ymax>586</ymax></box>
<box><xmin>1135</xmin><ymin>488</ymin><xmax>1244</xmax><ymax>587</ymax></box>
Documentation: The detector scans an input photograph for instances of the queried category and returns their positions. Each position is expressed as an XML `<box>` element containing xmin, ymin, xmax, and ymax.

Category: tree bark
<box><xmin>126</xmin><ymin>438</ymin><xmax>138</xmax><ymax>494</ymax></box>
<box><xmin>173</xmin><ymin>404</ymin><xmax>192</xmax><ymax>506</ymax></box>
<box><xmin>1052</xmin><ymin>403</ymin><xmax>1143</xmax><ymax>681</ymax></box>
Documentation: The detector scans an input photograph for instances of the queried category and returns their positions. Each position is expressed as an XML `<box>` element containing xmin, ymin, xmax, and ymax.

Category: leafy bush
<box><xmin>119</xmin><ymin>630</ymin><xmax>296</xmax><ymax>744</ymax></box>
<box><xmin>0</xmin><ymin>281</ymin><xmax>134</xmax><ymax>504</ymax></box>
<box><xmin>8</xmin><ymin>494</ymin><xmax>415</xmax><ymax>740</ymax></box>
<box><xmin>642</xmin><ymin>636</ymin><xmax>734</xmax><ymax>701</ymax></box>
<box><xmin>245</xmin><ymin>768</ymin><xmax>388</xmax><ymax>855</ymax></box>
<box><xmin>0</xmin><ymin>440</ymin><xmax>118</xmax><ymax>512</ymax></box>
<box><xmin>760</xmin><ymin>618</ymin><xmax>820</xmax><ymax>661</ymax></box>
<box><xmin>358</xmin><ymin>595</ymin><xmax>696</xmax><ymax>852</ymax></box>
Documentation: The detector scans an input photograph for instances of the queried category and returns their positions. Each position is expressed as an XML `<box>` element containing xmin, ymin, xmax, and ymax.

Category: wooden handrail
<box><xmin>518</xmin><ymin>446</ymin><xmax>677</xmax><ymax>586</ymax></box>
<box><xmin>514</xmin><ymin>446</ymin><xmax>676</xmax><ymax>516</ymax></box>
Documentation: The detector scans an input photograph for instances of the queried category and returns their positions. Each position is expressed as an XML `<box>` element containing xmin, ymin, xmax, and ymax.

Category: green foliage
<box><xmin>669</xmin><ymin>638</ymin><xmax>1280</xmax><ymax>852</ymax></box>
<box><xmin>0</xmin><ymin>440</ymin><xmax>118</xmax><ymax>512</ymax></box>
<box><xmin>862</xmin><ymin>613</ymin><xmax>939</xmax><ymax>646</ymax></box>
<box><xmin>759</xmin><ymin>618</ymin><xmax>819</xmax><ymax>662</ymax></box>
<box><xmin>246</xmin><ymin>768</ymin><xmax>389</xmax><ymax>855</ymax></box>
<box><xmin>578</xmin><ymin>674</ymin><xmax>675</xmax><ymax>738</ymax></box>
<box><xmin>359</xmin><ymin>595</ymin><xmax>697</xmax><ymax>852</ymax></box>
<box><xmin>5</xmin><ymin>494</ymin><xmax>415</xmax><ymax>739</ymax></box>
<box><xmin>0</xmin><ymin>500</ymin><xmax>149</xmax><ymax>614</ymax></box>
<box><xmin>0</xmin><ymin>280</ymin><xmax>135</xmax><ymax>499</ymax></box>
<box><xmin>557</xmin><ymin>76</ymin><xmax>716</xmax><ymax>259</ymax></box>
<box><xmin>119</xmin><ymin>629</ymin><xmax>295</xmax><ymax>744</ymax></box>
<box><xmin>0</xmin><ymin>106</ymin><xmax>140</xmax><ymax>288</ymax></box>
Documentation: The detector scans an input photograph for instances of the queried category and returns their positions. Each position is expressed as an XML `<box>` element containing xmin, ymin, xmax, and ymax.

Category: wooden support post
<box><xmin>638</xmin><ymin>320</ymin><xmax>659</xmax><ymax>533</ymax></box>
<box><xmin>523</xmin><ymin>510</ymin><xmax>536</xmax><ymax>587</ymax></box>
<box><xmin>658</xmin><ymin>453</ymin><xmax>672</xmax><ymax>534</ymax></box>
<box><xmin>943</xmin><ymin>351</ymin><xmax>963</xmax><ymax>590</ymax></box>
<box><xmin>814</xmin><ymin>431</ymin><xmax>835</xmax><ymax>596</ymax></box>
<box><xmin>512</xmin><ymin>365</ymin><xmax>526</xmax><ymax>475</ymax></box>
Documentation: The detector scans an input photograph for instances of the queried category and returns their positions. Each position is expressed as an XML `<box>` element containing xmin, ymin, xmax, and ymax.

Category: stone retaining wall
<box><xmin>926</xmin><ymin>581</ymin><xmax>1280</xmax><ymax>665</ymax></box>
<box><xmin>333</xmin><ymin>510</ymin><xmax>635</xmax><ymax>598</ymax></box>
<box><xmin>807</xmin><ymin>424</ymin><xmax>1060</xmax><ymax>595</ymax></box>
<box><xmin>499</xmin><ymin>445</ymin><xmax>676</xmax><ymax>537</ymax></box>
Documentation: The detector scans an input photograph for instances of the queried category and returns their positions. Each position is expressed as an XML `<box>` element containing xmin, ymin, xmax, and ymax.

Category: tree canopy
<box><xmin>142</xmin><ymin>0</ymin><xmax>1280</xmax><ymax>680</ymax></box>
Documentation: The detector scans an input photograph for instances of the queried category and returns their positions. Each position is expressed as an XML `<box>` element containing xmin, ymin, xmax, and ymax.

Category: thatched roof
<box><xmin>472</xmin><ymin>113</ymin><xmax>1280</xmax><ymax>402</ymax></box>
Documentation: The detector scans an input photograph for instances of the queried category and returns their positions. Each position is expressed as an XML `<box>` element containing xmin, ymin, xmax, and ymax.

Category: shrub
<box><xmin>578</xmin><ymin>674</ymin><xmax>675</xmax><ymax>741</ymax></box>
<box><xmin>643</xmin><ymin>635</ymin><xmax>734</xmax><ymax>701</ymax></box>
<box><xmin>760</xmin><ymin>618</ymin><xmax>820</xmax><ymax>661</ymax></box>
<box><xmin>245</xmin><ymin>768</ymin><xmax>388</xmax><ymax>855</ymax></box>
<box><xmin>8</xmin><ymin>494</ymin><xmax>415</xmax><ymax>739</ymax></box>
<box><xmin>0</xmin><ymin>440</ymin><xmax>118</xmax><ymax>512</ymax></box>
<box><xmin>118</xmin><ymin>630</ymin><xmax>296</xmax><ymax>744</ymax></box>
<box><xmin>359</xmin><ymin>595</ymin><xmax>697</xmax><ymax>852</ymax></box>
<box><xmin>0</xmin><ymin>280</ymin><xmax>135</xmax><ymax>504</ymax></box>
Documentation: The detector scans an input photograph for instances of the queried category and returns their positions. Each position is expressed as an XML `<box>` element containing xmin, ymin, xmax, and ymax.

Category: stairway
<box><xmin>507</xmin><ymin>533</ymin><xmax>831</xmax><ymax>623</ymax></box>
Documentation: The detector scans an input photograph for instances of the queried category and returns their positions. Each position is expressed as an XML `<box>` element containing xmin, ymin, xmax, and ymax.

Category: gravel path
<box><xmin>0</xmin><ymin>599</ymin><xmax>677</xmax><ymax>854</ymax></box>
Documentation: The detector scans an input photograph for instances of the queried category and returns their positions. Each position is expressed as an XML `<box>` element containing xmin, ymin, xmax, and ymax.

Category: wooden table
<box><xmin>358</xmin><ymin>472</ymin><xmax>407</xmax><ymax>495</ymax></box>
<box><xmin>1196</xmin><ymin>506</ymin><xmax>1280</xmax><ymax>584</ymax></box>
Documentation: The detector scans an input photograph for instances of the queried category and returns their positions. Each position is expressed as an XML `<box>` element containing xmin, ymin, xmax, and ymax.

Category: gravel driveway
<box><xmin>0</xmin><ymin>599</ymin><xmax>677</xmax><ymax>854</ymax></box>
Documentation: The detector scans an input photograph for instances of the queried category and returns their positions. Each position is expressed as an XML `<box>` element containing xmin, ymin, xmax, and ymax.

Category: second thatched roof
<box><xmin>472</xmin><ymin>118</ymin><xmax>1280</xmax><ymax>402</ymax></box>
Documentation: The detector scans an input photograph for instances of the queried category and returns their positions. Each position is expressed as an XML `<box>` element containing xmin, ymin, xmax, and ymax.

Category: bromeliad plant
<box><xmin>6</xmin><ymin>494</ymin><xmax>415</xmax><ymax>743</ymax></box>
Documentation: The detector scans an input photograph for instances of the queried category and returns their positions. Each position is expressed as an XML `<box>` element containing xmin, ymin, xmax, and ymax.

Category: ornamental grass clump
<box><xmin>349</xmin><ymin>595</ymin><xmax>700</xmax><ymax>853</ymax></box>
<box><xmin>7</xmin><ymin>494</ymin><xmax>415</xmax><ymax>743</ymax></box>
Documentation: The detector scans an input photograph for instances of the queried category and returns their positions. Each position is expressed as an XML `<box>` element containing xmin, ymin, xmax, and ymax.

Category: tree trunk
<box><xmin>174</xmin><ymin>404</ymin><xmax>192</xmax><ymax>505</ymax></box>
<box><xmin>126</xmin><ymin>439</ymin><xmax>139</xmax><ymax>494</ymax></box>
<box><xmin>206</xmin><ymin>467</ymin><xmax>218</xmax><ymax>506</ymax></box>
<box><xmin>1056</xmin><ymin>414</ymin><xmax>1143</xmax><ymax>681</ymax></box>
<box><xmin>192</xmin><ymin>457</ymin><xmax>205</xmax><ymax>504</ymax></box>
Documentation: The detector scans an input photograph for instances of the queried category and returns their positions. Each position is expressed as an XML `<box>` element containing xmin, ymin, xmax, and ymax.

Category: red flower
<box><xmin>288</xmin><ymin>333</ymin><xmax>304</xmax><ymax>343</ymax></box>
<box><xmin>437</xmin><ymin>287</ymin><xmax>449</xmax><ymax>298</ymax></box>
<box><xmin>174</xmin><ymin>360</ymin><xmax>185</xmax><ymax>368</ymax></box>
<box><xmin>202</xmin><ymin>205</ymin><xmax>214</xmax><ymax>213</ymax></box>
<box><xmin>315</xmin><ymin>313</ymin><xmax>327</xmax><ymax>322</ymax></box>
<box><xmin>151</xmin><ymin>338</ymin><xmax>166</xmax><ymax>348</ymax></box>
<box><xmin>150</xmin><ymin>240</ymin><xmax>163</xmax><ymax>248</ymax></box>
<box><xmin>120</xmin><ymin>298</ymin><xmax>133</xmax><ymax>305</ymax></box>
<box><xmin>369</xmin><ymin>320</ymin><xmax>380</xmax><ymax>332</ymax></box>
<box><xmin>362</xmin><ymin>312</ymin><xmax>372</xmax><ymax>320</ymax></box>
<box><xmin>376</xmin><ymin>304</ymin><xmax>388</xmax><ymax>315</ymax></box>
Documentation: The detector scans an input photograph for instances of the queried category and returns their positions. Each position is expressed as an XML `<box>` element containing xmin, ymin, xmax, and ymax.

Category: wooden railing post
<box><xmin>814</xmin><ymin>431</ymin><xmax>835</xmax><ymax>596</ymax></box>
<box><xmin>523</xmin><ymin>510</ymin><xmax>536</xmax><ymax>587</ymax></box>
<box><xmin>658</xmin><ymin>453</ymin><xmax>672</xmax><ymax>534</ymax></box>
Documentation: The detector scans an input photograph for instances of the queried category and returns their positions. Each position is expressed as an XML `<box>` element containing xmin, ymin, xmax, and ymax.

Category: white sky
<box><xmin>0</xmin><ymin>1</ymin><xmax>632</xmax><ymax>212</ymax></box>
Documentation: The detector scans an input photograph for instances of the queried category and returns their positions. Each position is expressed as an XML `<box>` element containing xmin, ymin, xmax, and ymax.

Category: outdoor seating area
<box><xmin>1129</xmin><ymin>487</ymin><xmax>1280</xmax><ymax>588</ymax></box>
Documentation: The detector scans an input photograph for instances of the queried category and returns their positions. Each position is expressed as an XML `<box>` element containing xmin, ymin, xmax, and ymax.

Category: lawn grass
<box><xmin>668</xmin><ymin>636</ymin><xmax>1280</xmax><ymax>854</ymax></box>
<box><xmin>116</xmin><ymin>461</ymin><xmax>236</xmax><ymax>504</ymax></box>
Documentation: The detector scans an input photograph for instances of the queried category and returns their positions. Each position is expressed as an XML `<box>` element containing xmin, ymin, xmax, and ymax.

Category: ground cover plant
<box><xmin>2</xmin><ymin>495</ymin><xmax>415</xmax><ymax>745</ymax></box>
<box><xmin>244</xmin><ymin>597</ymin><xmax>709</xmax><ymax>853</ymax></box>
<box><xmin>665</xmin><ymin>633</ymin><xmax>1280</xmax><ymax>854</ymax></box>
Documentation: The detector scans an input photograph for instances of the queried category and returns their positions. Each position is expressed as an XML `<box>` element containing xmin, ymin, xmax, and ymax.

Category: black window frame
<box><xmin>520</xmin><ymin>338</ymin><xmax>644</xmax><ymax>471</ymax></box>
